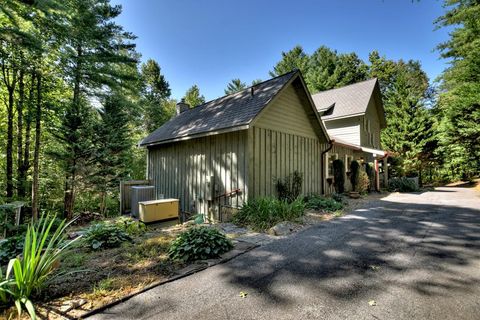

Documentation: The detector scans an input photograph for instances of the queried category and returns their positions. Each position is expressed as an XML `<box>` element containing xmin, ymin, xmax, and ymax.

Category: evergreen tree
<box><xmin>91</xmin><ymin>93</ymin><xmax>132</xmax><ymax>215</ymax></box>
<box><xmin>183</xmin><ymin>84</ymin><xmax>205</xmax><ymax>107</ymax></box>
<box><xmin>270</xmin><ymin>45</ymin><xmax>309</xmax><ymax>77</ymax></box>
<box><xmin>224</xmin><ymin>78</ymin><xmax>246</xmax><ymax>94</ymax></box>
<box><xmin>58</xmin><ymin>0</ymin><xmax>138</xmax><ymax>218</ymax></box>
<box><xmin>140</xmin><ymin>59</ymin><xmax>172</xmax><ymax>132</ymax></box>
<box><xmin>435</xmin><ymin>0</ymin><xmax>480</xmax><ymax>179</ymax></box>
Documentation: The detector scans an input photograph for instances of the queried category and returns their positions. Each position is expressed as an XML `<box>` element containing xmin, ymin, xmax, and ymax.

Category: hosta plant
<box><xmin>84</xmin><ymin>223</ymin><xmax>132</xmax><ymax>250</ymax></box>
<box><xmin>168</xmin><ymin>227</ymin><xmax>233</xmax><ymax>262</ymax></box>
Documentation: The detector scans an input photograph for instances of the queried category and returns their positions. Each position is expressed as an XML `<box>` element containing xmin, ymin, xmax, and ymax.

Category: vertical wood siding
<box><xmin>147</xmin><ymin>131</ymin><xmax>247</xmax><ymax>221</ymax></box>
<box><xmin>249</xmin><ymin>126</ymin><xmax>327</xmax><ymax>198</ymax></box>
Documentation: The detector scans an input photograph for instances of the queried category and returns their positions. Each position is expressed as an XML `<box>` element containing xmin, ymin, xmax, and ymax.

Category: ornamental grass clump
<box><xmin>0</xmin><ymin>214</ymin><xmax>79</xmax><ymax>319</ymax></box>
<box><xmin>232</xmin><ymin>197</ymin><xmax>305</xmax><ymax>231</ymax></box>
<box><xmin>168</xmin><ymin>227</ymin><xmax>233</xmax><ymax>262</ymax></box>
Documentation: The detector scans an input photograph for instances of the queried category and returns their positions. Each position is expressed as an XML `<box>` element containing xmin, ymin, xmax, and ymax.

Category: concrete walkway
<box><xmin>89</xmin><ymin>186</ymin><xmax>480</xmax><ymax>320</ymax></box>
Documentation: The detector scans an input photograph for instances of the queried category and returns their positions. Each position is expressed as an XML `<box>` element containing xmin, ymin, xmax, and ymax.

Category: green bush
<box><xmin>357</xmin><ymin>171</ymin><xmax>370</xmax><ymax>194</ymax></box>
<box><xmin>115</xmin><ymin>217</ymin><xmax>146</xmax><ymax>236</ymax></box>
<box><xmin>350</xmin><ymin>160</ymin><xmax>360</xmax><ymax>191</ymax></box>
<box><xmin>275</xmin><ymin>171</ymin><xmax>303</xmax><ymax>203</ymax></box>
<box><xmin>304</xmin><ymin>195</ymin><xmax>343</xmax><ymax>212</ymax></box>
<box><xmin>0</xmin><ymin>214</ymin><xmax>79</xmax><ymax>319</ymax></box>
<box><xmin>168</xmin><ymin>227</ymin><xmax>233</xmax><ymax>262</ymax></box>
<box><xmin>232</xmin><ymin>197</ymin><xmax>305</xmax><ymax>231</ymax></box>
<box><xmin>84</xmin><ymin>223</ymin><xmax>132</xmax><ymax>250</ymax></box>
<box><xmin>332</xmin><ymin>159</ymin><xmax>345</xmax><ymax>194</ymax></box>
<box><xmin>388</xmin><ymin>177</ymin><xmax>419</xmax><ymax>192</ymax></box>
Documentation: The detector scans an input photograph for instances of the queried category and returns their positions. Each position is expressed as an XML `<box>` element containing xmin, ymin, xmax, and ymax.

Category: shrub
<box><xmin>115</xmin><ymin>217</ymin><xmax>146</xmax><ymax>236</ymax></box>
<box><xmin>332</xmin><ymin>159</ymin><xmax>345</xmax><ymax>194</ymax></box>
<box><xmin>168</xmin><ymin>227</ymin><xmax>233</xmax><ymax>262</ymax></box>
<box><xmin>349</xmin><ymin>160</ymin><xmax>360</xmax><ymax>191</ymax></box>
<box><xmin>388</xmin><ymin>177</ymin><xmax>419</xmax><ymax>192</ymax></box>
<box><xmin>365</xmin><ymin>163</ymin><xmax>374</xmax><ymax>192</ymax></box>
<box><xmin>331</xmin><ymin>193</ymin><xmax>345</xmax><ymax>204</ymax></box>
<box><xmin>357</xmin><ymin>171</ymin><xmax>370</xmax><ymax>194</ymax></box>
<box><xmin>0</xmin><ymin>214</ymin><xmax>79</xmax><ymax>319</ymax></box>
<box><xmin>84</xmin><ymin>223</ymin><xmax>132</xmax><ymax>250</ymax></box>
<box><xmin>275</xmin><ymin>171</ymin><xmax>303</xmax><ymax>203</ymax></box>
<box><xmin>304</xmin><ymin>195</ymin><xmax>343</xmax><ymax>212</ymax></box>
<box><xmin>232</xmin><ymin>197</ymin><xmax>305</xmax><ymax>231</ymax></box>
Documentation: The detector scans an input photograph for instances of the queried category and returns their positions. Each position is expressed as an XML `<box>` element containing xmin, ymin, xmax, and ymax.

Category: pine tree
<box><xmin>224</xmin><ymin>78</ymin><xmax>247</xmax><ymax>95</ymax></box>
<box><xmin>270</xmin><ymin>45</ymin><xmax>309</xmax><ymax>77</ymax></box>
<box><xmin>141</xmin><ymin>59</ymin><xmax>172</xmax><ymax>132</ymax></box>
<box><xmin>435</xmin><ymin>0</ymin><xmax>480</xmax><ymax>179</ymax></box>
<box><xmin>91</xmin><ymin>93</ymin><xmax>132</xmax><ymax>216</ymax></box>
<box><xmin>184</xmin><ymin>84</ymin><xmax>205</xmax><ymax>107</ymax></box>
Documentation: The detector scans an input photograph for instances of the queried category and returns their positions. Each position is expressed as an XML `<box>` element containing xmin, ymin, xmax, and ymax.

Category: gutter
<box><xmin>320</xmin><ymin>139</ymin><xmax>334</xmax><ymax>194</ymax></box>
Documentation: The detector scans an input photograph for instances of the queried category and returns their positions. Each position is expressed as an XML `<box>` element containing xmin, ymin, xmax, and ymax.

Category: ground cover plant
<box><xmin>304</xmin><ymin>195</ymin><xmax>344</xmax><ymax>212</ymax></box>
<box><xmin>388</xmin><ymin>177</ymin><xmax>420</xmax><ymax>192</ymax></box>
<box><xmin>233</xmin><ymin>197</ymin><xmax>305</xmax><ymax>231</ymax></box>
<box><xmin>168</xmin><ymin>226</ymin><xmax>233</xmax><ymax>262</ymax></box>
<box><xmin>84</xmin><ymin>223</ymin><xmax>132</xmax><ymax>250</ymax></box>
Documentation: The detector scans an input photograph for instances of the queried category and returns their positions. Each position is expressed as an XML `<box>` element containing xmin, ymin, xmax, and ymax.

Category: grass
<box><xmin>232</xmin><ymin>197</ymin><xmax>305</xmax><ymax>231</ymax></box>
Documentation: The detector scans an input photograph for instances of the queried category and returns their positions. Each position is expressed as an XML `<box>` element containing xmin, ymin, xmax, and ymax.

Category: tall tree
<box><xmin>58</xmin><ymin>0</ymin><xmax>138</xmax><ymax>218</ymax></box>
<box><xmin>91</xmin><ymin>93</ymin><xmax>132</xmax><ymax>215</ymax></box>
<box><xmin>435</xmin><ymin>0</ymin><xmax>480</xmax><ymax>179</ymax></box>
<box><xmin>270</xmin><ymin>45</ymin><xmax>309</xmax><ymax>77</ymax></box>
<box><xmin>140</xmin><ymin>59</ymin><xmax>172</xmax><ymax>132</ymax></box>
<box><xmin>224</xmin><ymin>78</ymin><xmax>246</xmax><ymax>95</ymax></box>
<box><xmin>183</xmin><ymin>84</ymin><xmax>205</xmax><ymax>107</ymax></box>
<box><xmin>369</xmin><ymin>52</ymin><xmax>435</xmax><ymax>178</ymax></box>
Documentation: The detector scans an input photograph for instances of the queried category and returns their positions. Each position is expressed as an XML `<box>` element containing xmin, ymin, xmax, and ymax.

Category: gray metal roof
<box><xmin>140</xmin><ymin>71</ymin><xmax>298</xmax><ymax>146</ymax></box>
<box><xmin>312</xmin><ymin>78</ymin><xmax>378</xmax><ymax>120</ymax></box>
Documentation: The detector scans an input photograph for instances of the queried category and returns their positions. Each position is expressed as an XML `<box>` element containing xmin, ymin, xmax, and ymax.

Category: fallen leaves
<box><xmin>368</xmin><ymin>300</ymin><xmax>377</xmax><ymax>306</ymax></box>
<box><xmin>239</xmin><ymin>291</ymin><xmax>248</xmax><ymax>298</ymax></box>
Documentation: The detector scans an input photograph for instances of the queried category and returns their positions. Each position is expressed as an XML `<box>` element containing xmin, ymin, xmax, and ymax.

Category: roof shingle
<box><xmin>140</xmin><ymin>71</ymin><xmax>297</xmax><ymax>146</ymax></box>
<box><xmin>312</xmin><ymin>78</ymin><xmax>377</xmax><ymax>120</ymax></box>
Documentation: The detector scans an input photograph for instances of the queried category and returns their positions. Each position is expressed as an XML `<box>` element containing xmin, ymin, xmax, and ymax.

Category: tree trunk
<box><xmin>16</xmin><ymin>69</ymin><xmax>25</xmax><ymax>198</ymax></box>
<box><xmin>31</xmin><ymin>74</ymin><xmax>41</xmax><ymax>221</ymax></box>
<box><xmin>22</xmin><ymin>72</ymin><xmax>35</xmax><ymax>196</ymax></box>
<box><xmin>64</xmin><ymin>46</ymin><xmax>82</xmax><ymax>219</ymax></box>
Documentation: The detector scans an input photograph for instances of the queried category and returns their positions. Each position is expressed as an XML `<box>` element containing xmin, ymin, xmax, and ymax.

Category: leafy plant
<box><xmin>0</xmin><ymin>236</ymin><xmax>24</xmax><ymax>266</ymax></box>
<box><xmin>388</xmin><ymin>177</ymin><xmax>419</xmax><ymax>192</ymax></box>
<box><xmin>275</xmin><ymin>171</ymin><xmax>303</xmax><ymax>203</ymax></box>
<box><xmin>331</xmin><ymin>193</ymin><xmax>345</xmax><ymax>204</ymax></box>
<box><xmin>115</xmin><ymin>217</ymin><xmax>146</xmax><ymax>236</ymax></box>
<box><xmin>232</xmin><ymin>197</ymin><xmax>305</xmax><ymax>231</ymax></box>
<box><xmin>84</xmin><ymin>223</ymin><xmax>132</xmax><ymax>250</ymax></box>
<box><xmin>304</xmin><ymin>195</ymin><xmax>343</xmax><ymax>212</ymax></box>
<box><xmin>0</xmin><ymin>205</ymin><xmax>18</xmax><ymax>238</ymax></box>
<box><xmin>168</xmin><ymin>227</ymin><xmax>233</xmax><ymax>262</ymax></box>
<box><xmin>349</xmin><ymin>160</ymin><xmax>360</xmax><ymax>191</ymax></box>
<box><xmin>332</xmin><ymin>159</ymin><xmax>345</xmax><ymax>194</ymax></box>
<box><xmin>0</xmin><ymin>214</ymin><xmax>79</xmax><ymax>319</ymax></box>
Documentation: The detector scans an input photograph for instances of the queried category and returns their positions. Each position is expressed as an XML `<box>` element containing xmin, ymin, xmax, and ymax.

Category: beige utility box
<box><xmin>138</xmin><ymin>199</ymin><xmax>179</xmax><ymax>223</ymax></box>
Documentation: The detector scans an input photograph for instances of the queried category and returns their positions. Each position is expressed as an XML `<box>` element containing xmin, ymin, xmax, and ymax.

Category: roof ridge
<box><xmin>312</xmin><ymin>77</ymin><xmax>377</xmax><ymax>96</ymax></box>
<box><xmin>185</xmin><ymin>70</ymin><xmax>298</xmax><ymax>111</ymax></box>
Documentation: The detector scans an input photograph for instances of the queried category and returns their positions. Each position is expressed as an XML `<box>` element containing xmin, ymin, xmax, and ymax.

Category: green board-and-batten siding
<box><xmin>147</xmin><ymin>130</ymin><xmax>248</xmax><ymax>219</ymax></box>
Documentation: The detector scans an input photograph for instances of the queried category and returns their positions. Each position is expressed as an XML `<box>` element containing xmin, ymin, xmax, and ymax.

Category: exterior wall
<box><xmin>250</xmin><ymin>83</ymin><xmax>329</xmax><ymax>198</ymax></box>
<box><xmin>147</xmin><ymin>130</ymin><xmax>248</xmax><ymax>221</ymax></box>
<box><xmin>254</xmin><ymin>85</ymin><xmax>318</xmax><ymax>139</ymax></box>
<box><xmin>248</xmin><ymin>126</ymin><xmax>327</xmax><ymax>198</ymax></box>
<box><xmin>324</xmin><ymin>116</ymin><xmax>361</xmax><ymax>146</ymax></box>
<box><xmin>360</xmin><ymin>97</ymin><xmax>382</xmax><ymax>149</ymax></box>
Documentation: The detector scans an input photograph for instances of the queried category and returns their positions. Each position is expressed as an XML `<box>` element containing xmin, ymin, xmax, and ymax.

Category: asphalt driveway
<box><xmin>89</xmin><ymin>186</ymin><xmax>480</xmax><ymax>320</ymax></box>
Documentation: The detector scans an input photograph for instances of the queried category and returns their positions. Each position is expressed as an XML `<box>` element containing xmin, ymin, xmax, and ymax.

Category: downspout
<box><xmin>321</xmin><ymin>139</ymin><xmax>334</xmax><ymax>195</ymax></box>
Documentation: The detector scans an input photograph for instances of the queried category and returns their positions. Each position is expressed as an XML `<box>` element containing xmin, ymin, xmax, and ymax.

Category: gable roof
<box><xmin>311</xmin><ymin>78</ymin><xmax>382</xmax><ymax>122</ymax></box>
<box><xmin>140</xmin><ymin>71</ymin><xmax>328</xmax><ymax>146</ymax></box>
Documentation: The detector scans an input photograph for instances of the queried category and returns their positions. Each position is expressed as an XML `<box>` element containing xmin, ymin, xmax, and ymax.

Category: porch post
<box><xmin>383</xmin><ymin>156</ymin><xmax>389</xmax><ymax>189</ymax></box>
<box><xmin>374</xmin><ymin>158</ymin><xmax>380</xmax><ymax>191</ymax></box>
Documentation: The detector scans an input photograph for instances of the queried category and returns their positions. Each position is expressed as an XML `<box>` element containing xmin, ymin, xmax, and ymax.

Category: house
<box><xmin>140</xmin><ymin>71</ymin><xmax>332</xmax><ymax>221</ymax></box>
<box><xmin>311</xmin><ymin>78</ymin><xmax>388</xmax><ymax>193</ymax></box>
<box><xmin>140</xmin><ymin>71</ymin><xmax>388</xmax><ymax>221</ymax></box>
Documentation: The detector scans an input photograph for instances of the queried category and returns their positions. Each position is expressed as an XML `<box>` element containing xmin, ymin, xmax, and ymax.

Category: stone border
<box><xmin>78</xmin><ymin>240</ymin><xmax>258</xmax><ymax>319</ymax></box>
